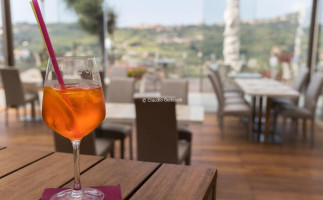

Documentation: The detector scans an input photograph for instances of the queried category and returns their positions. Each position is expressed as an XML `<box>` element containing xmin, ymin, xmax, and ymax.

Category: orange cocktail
<box><xmin>42</xmin><ymin>85</ymin><xmax>105</xmax><ymax>140</ymax></box>
<box><xmin>43</xmin><ymin>56</ymin><xmax>106</xmax><ymax>199</ymax></box>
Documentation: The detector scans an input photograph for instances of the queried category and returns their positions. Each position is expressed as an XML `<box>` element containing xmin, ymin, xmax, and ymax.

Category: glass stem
<box><xmin>72</xmin><ymin>140</ymin><xmax>82</xmax><ymax>196</ymax></box>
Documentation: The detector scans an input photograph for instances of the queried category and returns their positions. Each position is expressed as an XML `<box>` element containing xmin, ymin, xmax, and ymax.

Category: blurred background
<box><xmin>1</xmin><ymin>0</ymin><xmax>323</xmax><ymax>117</ymax></box>
<box><xmin>2</xmin><ymin>2</ymin><xmax>323</xmax><ymax>199</ymax></box>
<box><xmin>1</xmin><ymin>0</ymin><xmax>313</xmax><ymax>71</ymax></box>
<box><xmin>0</xmin><ymin>0</ymin><xmax>313</xmax><ymax>73</ymax></box>
<box><xmin>0</xmin><ymin>0</ymin><xmax>323</xmax><ymax>115</ymax></box>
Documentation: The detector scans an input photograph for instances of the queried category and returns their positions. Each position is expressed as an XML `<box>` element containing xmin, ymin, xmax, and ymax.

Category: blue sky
<box><xmin>108</xmin><ymin>0</ymin><xmax>203</xmax><ymax>26</ymax></box>
<box><xmin>9</xmin><ymin>0</ymin><xmax>313</xmax><ymax>26</ymax></box>
<box><xmin>10</xmin><ymin>0</ymin><xmax>76</xmax><ymax>24</ymax></box>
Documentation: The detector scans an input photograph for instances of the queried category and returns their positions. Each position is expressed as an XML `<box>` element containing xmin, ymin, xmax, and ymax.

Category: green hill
<box><xmin>13</xmin><ymin>14</ymin><xmax>307</xmax><ymax>74</ymax></box>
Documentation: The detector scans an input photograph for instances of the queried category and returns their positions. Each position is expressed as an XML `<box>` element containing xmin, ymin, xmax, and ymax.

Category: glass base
<box><xmin>50</xmin><ymin>188</ymin><xmax>104</xmax><ymax>200</ymax></box>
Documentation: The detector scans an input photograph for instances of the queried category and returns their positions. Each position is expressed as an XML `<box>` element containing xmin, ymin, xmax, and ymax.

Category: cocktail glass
<box><xmin>42</xmin><ymin>56</ymin><xmax>105</xmax><ymax>200</ymax></box>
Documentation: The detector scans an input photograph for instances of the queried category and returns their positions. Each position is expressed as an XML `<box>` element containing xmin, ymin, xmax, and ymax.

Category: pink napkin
<box><xmin>41</xmin><ymin>185</ymin><xmax>122</xmax><ymax>200</ymax></box>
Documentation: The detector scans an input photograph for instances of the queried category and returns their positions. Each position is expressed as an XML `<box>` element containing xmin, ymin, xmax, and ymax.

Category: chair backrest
<box><xmin>107</xmin><ymin>78</ymin><xmax>135</xmax><ymax>103</ymax></box>
<box><xmin>53</xmin><ymin>132</ymin><xmax>97</xmax><ymax>155</ymax></box>
<box><xmin>161</xmin><ymin>79</ymin><xmax>188</xmax><ymax>104</ymax></box>
<box><xmin>294</xmin><ymin>67</ymin><xmax>309</xmax><ymax>92</ymax></box>
<box><xmin>211</xmin><ymin>68</ymin><xmax>225</xmax><ymax>92</ymax></box>
<box><xmin>111</xmin><ymin>66</ymin><xmax>128</xmax><ymax>78</ymax></box>
<box><xmin>208</xmin><ymin>68</ymin><xmax>227</xmax><ymax>98</ymax></box>
<box><xmin>0</xmin><ymin>68</ymin><xmax>25</xmax><ymax>106</ymax></box>
<box><xmin>304</xmin><ymin>72</ymin><xmax>323</xmax><ymax>113</ymax></box>
<box><xmin>135</xmin><ymin>98</ymin><xmax>178</xmax><ymax>164</ymax></box>
<box><xmin>207</xmin><ymin>71</ymin><xmax>225</xmax><ymax>115</ymax></box>
<box><xmin>218</xmin><ymin>64</ymin><xmax>231</xmax><ymax>84</ymax></box>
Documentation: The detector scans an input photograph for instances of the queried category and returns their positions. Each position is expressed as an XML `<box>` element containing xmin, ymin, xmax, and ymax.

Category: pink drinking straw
<box><xmin>30</xmin><ymin>0</ymin><xmax>65</xmax><ymax>88</ymax></box>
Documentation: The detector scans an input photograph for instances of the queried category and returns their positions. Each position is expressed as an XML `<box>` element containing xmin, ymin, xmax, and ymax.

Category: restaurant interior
<box><xmin>1</xmin><ymin>0</ymin><xmax>323</xmax><ymax>199</ymax></box>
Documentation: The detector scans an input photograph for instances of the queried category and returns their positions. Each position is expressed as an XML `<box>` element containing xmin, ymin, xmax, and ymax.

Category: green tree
<box><xmin>107</xmin><ymin>9</ymin><xmax>117</xmax><ymax>39</ymax></box>
<box><xmin>107</xmin><ymin>9</ymin><xmax>117</xmax><ymax>64</ymax></box>
<box><xmin>63</xmin><ymin>0</ymin><xmax>117</xmax><ymax>64</ymax></box>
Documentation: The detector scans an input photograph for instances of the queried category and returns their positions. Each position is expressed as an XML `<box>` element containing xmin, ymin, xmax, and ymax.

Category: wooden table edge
<box><xmin>234</xmin><ymin>79</ymin><xmax>300</xmax><ymax>98</ymax></box>
<box><xmin>243</xmin><ymin>93</ymin><xmax>299</xmax><ymax>98</ymax></box>
<box><xmin>204</xmin><ymin>168</ymin><xmax>217</xmax><ymax>200</ymax></box>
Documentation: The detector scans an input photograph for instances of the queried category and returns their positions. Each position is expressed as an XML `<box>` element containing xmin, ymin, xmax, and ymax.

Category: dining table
<box><xmin>0</xmin><ymin>147</ymin><xmax>217</xmax><ymax>200</ymax></box>
<box><xmin>235</xmin><ymin>78</ymin><xmax>299</xmax><ymax>142</ymax></box>
<box><xmin>105</xmin><ymin>102</ymin><xmax>204</xmax><ymax>125</ymax></box>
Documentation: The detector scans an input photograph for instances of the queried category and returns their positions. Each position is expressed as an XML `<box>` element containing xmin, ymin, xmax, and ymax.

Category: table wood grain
<box><xmin>0</xmin><ymin>149</ymin><xmax>217</xmax><ymax>200</ymax></box>
<box><xmin>130</xmin><ymin>164</ymin><xmax>217</xmax><ymax>200</ymax></box>
<box><xmin>0</xmin><ymin>148</ymin><xmax>52</xmax><ymax>178</ymax></box>
<box><xmin>0</xmin><ymin>152</ymin><xmax>103</xmax><ymax>199</ymax></box>
<box><xmin>65</xmin><ymin>158</ymin><xmax>160</xmax><ymax>199</ymax></box>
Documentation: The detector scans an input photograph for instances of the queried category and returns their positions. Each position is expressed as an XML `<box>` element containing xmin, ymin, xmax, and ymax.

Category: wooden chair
<box><xmin>272</xmin><ymin>68</ymin><xmax>310</xmax><ymax>132</ymax></box>
<box><xmin>209</xmin><ymin>67</ymin><xmax>242</xmax><ymax>98</ymax></box>
<box><xmin>97</xmin><ymin>77</ymin><xmax>135</xmax><ymax>159</ymax></box>
<box><xmin>110</xmin><ymin>66</ymin><xmax>128</xmax><ymax>78</ymax></box>
<box><xmin>160</xmin><ymin>78</ymin><xmax>193</xmax><ymax>144</ymax></box>
<box><xmin>273</xmin><ymin>67</ymin><xmax>309</xmax><ymax>107</ymax></box>
<box><xmin>161</xmin><ymin>79</ymin><xmax>188</xmax><ymax>104</ymax></box>
<box><xmin>208</xmin><ymin>72</ymin><xmax>252</xmax><ymax>139</ymax></box>
<box><xmin>53</xmin><ymin>132</ymin><xmax>114</xmax><ymax>156</ymax></box>
<box><xmin>135</xmin><ymin>98</ymin><xmax>191</xmax><ymax>165</ymax></box>
<box><xmin>208</xmin><ymin>68</ymin><xmax>245</xmax><ymax>105</ymax></box>
<box><xmin>278</xmin><ymin>72</ymin><xmax>323</xmax><ymax>144</ymax></box>
<box><xmin>0</xmin><ymin>68</ymin><xmax>39</xmax><ymax>125</ymax></box>
<box><xmin>106</xmin><ymin>78</ymin><xmax>135</xmax><ymax>103</ymax></box>
<box><xmin>208</xmin><ymin>68</ymin><xmax>247</xmax><ymax>104</ymax></box>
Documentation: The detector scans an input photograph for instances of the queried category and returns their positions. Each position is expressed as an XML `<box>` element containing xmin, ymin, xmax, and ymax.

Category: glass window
<box><xmin>0</xmin><ymin>5</ymin><xmax>4</xmax><ymax>64</ymax></box>
<box><xmin>314</xmin><ymin>0</ymin><xmax>323</xmax><ymax>120</ymax></box>
<box><xmin>107</xmin><ymin>0</ymin><xmax>312</xmax><ymax>81</ymax></box>
<box><xmin>316</xmin><ymin>0</ymin><xmax>323</xmax><ymax>72</ymax></box>
<box><xmin>239</xmin><ymin>0</ymin><xmax>312</xmax><ymax>83</ymax></box>
<box><xmin>10</xmin><ymin>0</ymin><xmax>101</xmax><ymax>70</ymax></box>
<box><xmin>108</xmin><ymin>0</ymin><xmax>207</xmax><ymax>79</ymax></box>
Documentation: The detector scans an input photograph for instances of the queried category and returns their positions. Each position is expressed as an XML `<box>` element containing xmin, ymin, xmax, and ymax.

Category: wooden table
<box><xmin>105</xmin><ymin>103</ymin><xmax>204</xmax><ymax>125</ymax></box>
<box><xmin>235</xmin><ymin>78</ymin><xmax>299</xmax><ymax>142</ymax></box>
<box><xmin>0</xmin><ymin>148</ymin><xmax>217</xmax><ymax>200</ymax></box>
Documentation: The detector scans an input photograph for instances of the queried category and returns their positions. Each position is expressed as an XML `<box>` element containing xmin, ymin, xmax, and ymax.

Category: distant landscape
<box><xmin>12</xmin><ymin>12</ymin><xmax>309</xmax><ymax>76</ymax></box>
